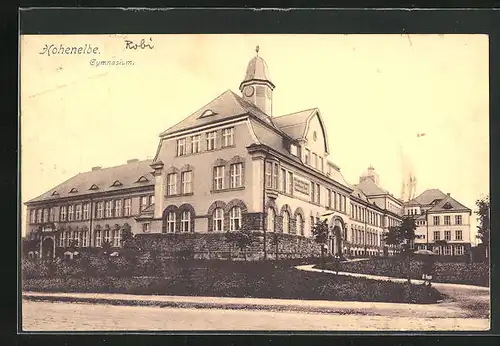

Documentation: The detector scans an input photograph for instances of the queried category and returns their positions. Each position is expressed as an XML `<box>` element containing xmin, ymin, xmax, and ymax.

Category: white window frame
<box><xmin>213</xmin><ymin>166</ymin><xmax>224</xmax><ymax>190</ymax></box>
<box><xmin>444</xmin><ymin>230</ymin><xmax>451</xmax><ymax>241</ymax></box>
<box><xmin>167</xmin><ymin>173</ymin><xmax>177</xmax><ymax>195</ymax></box>
<box><xmin>167</xmin><ymin>212</ymin><xmax>176</xmax><ymax>233</ymax></box>
<box><xmin>433</xmin><ymin>216</ymin><xmax>440</xmax><ymax>225</ymax></box>
<box><xmin>97</xmin><ymin>202</ymin><xmax>104</xmax><ymax>219</ymax></box>
<box><xmin>113</xmin><ymin>229</ymin><xmax>121</xmax><ymax>247</ymax></box>
<box><xmin>229</xmin><ymin>207</ymin><xmax>241</xmax><ymax>231</ymax></box>
<box><xmin>95</xmin><ymin>230</ymin><xmax>102</xmax><ymax>247</ymax></box>
<box><xmin>290</xmin><ymin>144</ymin><xmax>298</xmax><ymax>156</ymax></box>
<box><xmin>59</xmin><ymin>231</ymin><xmax>65</xmax><ymax>247</ymax></box>
<box><xmin>82</xmin><ymin>231</ymin><xmax>88</xmax><ymax>247</ymax></box>
<box><xmin>433</xmin><ymin>230</ymin><xmax>440</xmax><ymax>241</ymax></box>
<box><xmin>124</xmin><ymin>199</ymin><xmax>131</xmax><ymax>216</ymax></box>
<box><xmin>140</xmin><ymin>196</ymin><xmax>148</xmax><ymax>211</ymax></box>
<box><xmin>222</xmin><ymin>127</ymin><xmax>234</xmax><ymax>147</ymax></box>
<box><xmin>75</xmin><ymin>204</ymin><xmax>82</xmax><ymax>220</ymax></box>
<box><xmin>104</xmin><ymin>230</ymin><xmax>111</xmax><ymax>244</ymax></box>
<box><xmin>272</xmin><ymin>163</ymin><xmax>278</xmax><ymax>189</ymax></box>
<box><xmin>265</xmin><ymin>162</ymin><xmax>272</xmax><ymax>188</ymax></box>
<box><xmin>49</xmin><ymin>207</ymin><xmax>55</xmax><ymax>222</ymax></box>
<box><xmin>230</xmin><ymin>163</ymin><xmax>242</xmax><ymax>189</ymax></box>
<box><xmin>444</xmin><ymin>245</ymin><xmax>452</xmax><ymax>256</ymax></box>
<box><xmin>455</xmin><ymin>230</ymin><xmax>463</xmax><ymax>241</ymax></box>
<box><xmin>83</xmin><ymin>203</ymin><xmax>89</xmax><ymax>220</ymax></box>
<box><xmin>60</xmin><ymin>207</ymin><xmax>67</xmax><ymax>221</ymax></box>
<box><xmin>114</xmin><ymin>200</ymin><xmax>122</xmax><ymax>217</ymax></box>
<box><xmin>455</xmin><ymin>215</ymin><xmax>462</xmax><ymax>225</ymax></box>
<box><xmin>182</xmin><ymin>171</ymin><xmax>192</xmax><ymax>194</ymax></box>
<box><xmin>287</xmin><ymin>171</ymin><xmax>293</xmax><ymax>195</ymax></box>
<box><xmin>105</xmin><ymin>201</ymin><xmax>113</xmax><ymax>218</ymax></box>
<box><xmin>213</xmin><ymin>208</ymin><xmax>224</xmax><ymax>232</ymax></box>
<box><xmin>455</xmin><ymin>245</ymin><xmax>464</xmax><ymax>255</ymax></box>
<box><xmin>207</xmin><ymin>131</ymin><xmax>217</xmax><ymax>151</ymax></box>
<box><xmin>143</xmin><ymin>223</ymin><xmax>150</xmax><ymax>233</ymax></box>
<box><xmin>191</xmin><ymin>134</ymin><xmax>201</xmax><ymax>153</ymax></box>
<box><xmin>177</xmin><ymin>138</ymin><xmax>186</xmax><ymax>156</ymax></box>
<box><xmin>181</xmin><ymin>211</ymin><xmax>191</xmax><ymax>232</ymax></box>
<box><xmin>280</xmin><ymin>168</ymin><xmax>286</xmax><ymax>192</ymax></box>
<box><xmin>444</xmin><ymin>215</ymin><xmax>451</xmax><ymax>225</ymax></box>
<box><xmin>68</xmin><ymin>205</ymin><xmax>74</xmax><ymax>221</ymax></box>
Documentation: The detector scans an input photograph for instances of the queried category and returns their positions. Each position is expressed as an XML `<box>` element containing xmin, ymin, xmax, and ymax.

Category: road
<box><xmin>21</xmin><ymin>300</ymin><xmax>489</xmax><ymax>331</ymax></box>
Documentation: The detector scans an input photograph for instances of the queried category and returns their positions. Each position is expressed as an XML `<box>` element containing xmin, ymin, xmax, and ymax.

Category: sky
<box><xmin>20</xmin><ymin>34</ymin><xmax>489</xmax><ymax>242</ymax></box>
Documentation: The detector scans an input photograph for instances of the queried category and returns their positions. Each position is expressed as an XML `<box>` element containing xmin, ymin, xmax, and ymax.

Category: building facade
<box><xmin>404</xmin><ymin>189</ymin><xmax>472</xmax><ymax>256</ymax></box>
<box><xmin>25</xmin><ymin>49</ymin><xmax>467</xmax><ymax>259</ymax></box>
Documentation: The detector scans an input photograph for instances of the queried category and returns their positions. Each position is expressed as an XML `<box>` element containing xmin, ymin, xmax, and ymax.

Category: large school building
<box><xmin>25</xmin><ymin>48</ymin><xmax>469</xmax><ymax>260</ymax></box>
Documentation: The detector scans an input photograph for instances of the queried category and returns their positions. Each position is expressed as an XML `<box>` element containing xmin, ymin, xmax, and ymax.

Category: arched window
<box><xmin>167</xmin><ymin>211</ymin><xmax>176</xmax><ymax>233</ymax></box>
<box><xmin>213</xmin><ymin>208</ymin><xmax>224</xmax><ymax>232</ymax></box>
<box><xmin>229</xmin><ymin>207</ymin><xmax>241</xmax><ymax>231</ymax></box>
<box><xmin>267</xmin><ymin>208</ymin><xmax>275</xmax><ymax>232</ymax></box>
<box><xmin>296</xmin><ymin>213</ymin><xmax>303</xmax><ymax>235</ymax></box>
<box><xmin>181</xmin><ymin>211</ymin><xmax>191</xmax><ymax>232</ymax></box>
<box><xmin>283</xmin><ymin>211</ymin><xmax>290</xmax><ymax>233</ymax></box>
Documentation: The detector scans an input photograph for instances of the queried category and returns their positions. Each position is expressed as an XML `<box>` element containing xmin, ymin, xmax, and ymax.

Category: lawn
<box><xmin>319</xmin><ymin>257</ymin><xmax>489</xmax><ymax>287</ymax></box>
<box><xmin>23</xmin><ymin>259</ymin><xmax>443</xmax><ymax>304</ymax></box>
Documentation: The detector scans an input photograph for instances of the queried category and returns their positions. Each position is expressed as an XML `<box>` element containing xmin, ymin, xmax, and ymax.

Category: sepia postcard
<box><xmin>19</xmin><ymin>12</ymin><xmax>491</xmax><ymax>333</ymax></box>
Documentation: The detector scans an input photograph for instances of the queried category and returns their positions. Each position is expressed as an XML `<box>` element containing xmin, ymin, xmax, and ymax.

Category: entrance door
<box><xmin>42</xmin><ymin>238</ymin><xmax>54</xmax><ymax>259</ymax></box>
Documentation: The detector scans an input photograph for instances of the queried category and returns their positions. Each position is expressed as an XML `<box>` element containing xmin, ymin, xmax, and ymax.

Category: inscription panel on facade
<box><xmin>293</xmin><ymin>175</ymin><xmax>310</xmax><ymax>198</ymax></box>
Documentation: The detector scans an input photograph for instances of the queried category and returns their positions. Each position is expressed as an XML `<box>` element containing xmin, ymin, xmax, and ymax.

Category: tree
<box><xmin>224</xmin><ymin>223</ymin><xmax>256</xmax><ymax>261</ymax></box>
<box><xmin>269</xmin><ymin>233</ymin><xmax>280</xmax><ymax>261</ymax></box>
<box><xmin>383</xmin><ymin>216</ymin><xmax>417</xmax><ymax>284</ymax></box>
<box><xmin>120</xmin><ymin>223</ymin><xmax>139</xmax><ymax>258</ymax></box>
<box><xmin>475</xmin><ymin>195</ymin><xmax>490</xmax><ymax>258</ymax></box>
<box><xmin>101</xmin><ymin>240</ymin><xmax>113</xmax><ymax>255</ymax></box>
<box><xmin>312</xmin><ymin>219</ymin><xmax>329</xmax><ymax>269</ymax></box>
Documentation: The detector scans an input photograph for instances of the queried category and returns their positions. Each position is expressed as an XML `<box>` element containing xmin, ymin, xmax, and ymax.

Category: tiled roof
<box><xmin>159</xmin><ymin>90</ymin><xmax>273</xmax><ymax>137</ymax></box>
<box><xmin>428</xmin><ymin>195</ymin><xmax>471</xmax><ymax>212</ymax></box>
<box><xmin>412</xmin><ymin>189</ymin><xmax>448</xmax><ymax>206</ymax></box>
<box><xmin>350</xmin><ymin>185</ymin><xmax>369</xmax><ymax>202</ymax></box>
<box><xmin>355</xmin><ymin>178</ymin><xmax>390</xmax><ymax>196</ymax></box>
<box><xmin>273</xmin><ymin>108</ymin><xmax>317</xmax><ymax>140</ymax></box>
<box><xmin>26</xmin><ymin>160</ymin><xmax>154</xmax><ymax>204</ymax></box>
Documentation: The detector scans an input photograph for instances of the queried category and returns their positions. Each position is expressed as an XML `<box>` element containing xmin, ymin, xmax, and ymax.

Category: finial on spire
<box><xmin>255</xmin><ymin>45</ymin><xmax>260</xmax><ymax>55</ymax></box>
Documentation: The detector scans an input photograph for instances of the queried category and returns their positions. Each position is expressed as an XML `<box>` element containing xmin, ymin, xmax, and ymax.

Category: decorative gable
<box><xmin>69</xmin><ymin>188</ymin><xmax>78</xmax><ymax>193</ymax></box>
<box><xmin>110</xmin><ymin>180</ymin><xmax>123</xmax><ymax>187</ymax></box>
<box><xmin>442</xmin><ymin>202</ymin><xmax>453</xmax><ymax>210</ymax></box>
<box><xmin>136</xmin><ymin>176</ymin><xmax>149</xmax><ymax>183</ymax></box>
<box><xmin>89</xmin><ymin>184</ymin><xmax>99</xmax><ymax>190</ymax></box>
<box><xmin>199</xmin><ymin>109</ymin><xmax>217</xmax><ymax>118</ymax></box>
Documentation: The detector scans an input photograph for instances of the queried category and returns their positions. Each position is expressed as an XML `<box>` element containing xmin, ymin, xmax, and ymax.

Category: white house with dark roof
<box><xmin>404</xmin><ymin>189</ymin><xmax>472</xmax><ymax>256</ymax></box>
<box><xmin>26</xmin><ymin>47</ymin><xmax>410</xmax><ymax>260</ymax></box>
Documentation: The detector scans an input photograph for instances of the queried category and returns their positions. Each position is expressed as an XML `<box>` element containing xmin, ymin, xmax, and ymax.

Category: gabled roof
<box><xmin>159</xmin><ymin>90</ymin><xmax>273</xmax><ymax>137</ymax></box>
<box><xmin>26</xmin><ymin>159</ymin><xmax>154</xmax><ymax>204</ymax></box>
<box><xmin>411</xmin><ymin>189</ymin><xmax>448</xmax><ymax>206</ymax></box>
<box><xmin>355</xmin><ymin>178</ymin><xmax>389</xmax><ymax>196</ymax></box>
<box><xmin>428</xmin><ymin>195</ymin><xmax>471</xmax><ymax>212</ymax></box>
<box><xmin>350</xmin><ymin>185</ymin><xmax>369</xmax><ymax>203</ymax></box>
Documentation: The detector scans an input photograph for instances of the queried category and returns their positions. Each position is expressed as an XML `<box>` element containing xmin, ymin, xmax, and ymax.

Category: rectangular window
<box><xmin>181</xmin><ymin>171</ymin><xmax>192</xmax><ymax>194</ymax></box>
<box><xmin>455</xmin><ymin>230</ymin><xmax>463</xmax><ymax>241</ymax></box>
<box><xmin>49</xmin><ymin>207</ymin><xmax>55</xmax><ymax>222</ymax></box>
<box><xmin>167</xmin><ymin>173</ymin><xmax>177</xmax><ymax>195</ymax></box>
<box><xmin>42</xmin><ymin>208</ymin><xmax>49</xmax><ymax>222</ymax></box>
<box><xmin>444</xmin><ymin>245</ymin><xmax>452</xmax><ymax>256</ymax></box>
<box><xmin>105</xmin><ymin>201</ymin><xmax>113</xmax><ymax>218</ymax></box>
<box><xmin>82</xmin><ymin>231</ymin><xmax>88</xmax><ymax>247</ymax></box>
<box><xmin>281</xmin><ymin>168</ymin><xmax>287</xmax><ymax>193</ymax></box>
<box><xmin>455</xmin><ymin>215</ymin><xmax>462</xmax><ymax>225</ymax></box>
<box><xmin>311</xmin><ymin>182</ymin><xmax>315</xmax><ymax>203</ymax></box>
<box><xmin>75</xmin><ymin>204</ymin><xmax>82</xmax><ymax>220</ymax></box>
<box><xmin>207</xmin><ymin>131</ymin><xmax>217</xmax><ymax>151</ymax></box>
<box><xmin>304</xmin><ymin>149</ymin><xmax>310</xmax><ymax>165</ymax></box>
<box><xmin>124</xmin><ymin>199</ymin><xmax>131</xmax><ymax>216</ymax></box>
<box><xmin>444</xmin><ymin>230</ymin><xmax>451</xmax><ymax>241</ymax></box>
<box><xmin>433</xmin><ymin>230</ymin><xmax>440</xmax><ymax>241</ymax></box>
<box><xmin>191</xmin><ymin>134</ymin><xmax>201</xmax><ymax>153</ymax></box>
<box><xmin>455</xmin><ymin>245</ymin><xmax>464</xmax><ymax>255</ymax></box>
<box><xmin>316</xmin><ymin>183</ymin><xmax>320</xmax><ymax>204</ymax></box>
<box><xmin>290</xmin><ymin>144</ymin><xmax>298</xmax><ymax>156</ymax></box>
<box><xmin>60</xmin><ymin>207</ymin><xmax>67</xmax><ymax>221</ymax></box>
<box><xmin>222</xmin><ymin>127</ymin><xmax>234</xmax><ymax>147</ymax></box>
<box><xmin>312</xmin><ymin>153</ymin><xmax>318</xmax><ymax>169</ymax></box>
<box><xmin>30</xmin><ymin>210</ymin><xmax>36</xmax><ymax>224</ymax></box>
<box><xmin>96</xmin><ymin>202</ymin><xmax>104</xmax><ymax>219</ymax></box>
<box><xmin>213</xmin><ymin>166</ymin><xmax>224</xmax><ymax>190</ymax></box>
<box><xmin>444</xmin><ymin>215</ymin><xmax>451</xmax><ymax>225</ymax></box>
<box><xmin>433</xmin><ymin>216</ymin><xmax>440</xmax><ymax>225</ymax></box>
<box><xmin>334</xmin><ymin>192</ymin><xmax>338</xmax><ymax>210</ymax></box>
<box><xmin>177</xmin><ymin>138</ymin><xmax>186</xmax><ymax>156</ymax></box>
<box><xmin>59</xmin><ymin>231</ymin><xmax>65</xmax><ymax>247</ymax></box>
<box><xmin>287</xmin><ymin>172</ymin><xmax>293</xmax><ymax>195</ymax></box>
<box><xmin>181</xmin><ymin>211</ymin><xmax>191</xmax><ymax>232</ymax></box>
<box><xmin>114</xmin><ymin>200</ymin><xmax>122</xmax><ymax>217</ymax></box>
<box><xmin>83</xmin><ymin>204</ymin><xmax>89</xmax><ymax>220</ymax></box>
<box><xmin>230</xmin><ymin>163</ymin><xmax>243</xmax><ymax>189</ymax></box>
<box><xmin>95</xmin><ymin>231</ymin><xmax>102</xmax><ymax>247</ymax></box>
<box><xmin>142</xmin><ymin>223</ymin><xmax>150</xmax><ymax>233</ymax></box>
<box><xmin>140</xmin><ymin>196</ymin><xmax>148</xmax><ymax>211</ymax></box>
<box><xmin>113</xmin><ymin>230</ymin><xmax>120</xmax><ymax>247</ymax></box>
<box><xmin>265</xmin><ymin>162</ymin><xmax>272</xmax><ymax>188</ymax></box>
<box><xmin>343</xmin><ymin>196</ymin><xmax>347</xmax><ymax>213</ymax></box>
<box><xmin>167</xmin><ymin>212</ymin><xmax>176</xmax><ymax>233</ymax></box>
<box><xmin>214</xmin><ymin>208</ymin><xmax>224</xmax><ymax>232</ymax></box>
<box><xmin>68</xmin><ymin>205</ymin><xmax>74</xmax><ymax>221</ymax></box>
<box><xmin>272</xmin><ymin>163</ymin><xmax>278</xmax><ymax>189</ymax></box>
<box><xmin>319</xmin><ymin>157</ymin><xmax>324</xmax><ymax>173</ymax></box>
<box><xmin>149</xmin><ymin>195</ymin><xmax>155</xmax><ymax>206</ymax></box>
<box><xmin>327</xmin><ymin>189</ymin><xmax>332</xmax><ymax>208</ymax></box>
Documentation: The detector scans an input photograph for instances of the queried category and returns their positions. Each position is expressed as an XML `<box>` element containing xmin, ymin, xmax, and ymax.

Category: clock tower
<box><xmin>239</xmin><ymin>46</ymin><xmax>275</xmax><ymax>116</ymax></box>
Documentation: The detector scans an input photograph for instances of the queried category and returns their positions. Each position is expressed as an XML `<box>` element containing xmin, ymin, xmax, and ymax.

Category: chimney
<box><xmin>447</xmin><ymin>193</ymin><xmax>450</xmax><ymax>196</ymax></box>
<box><xmin>91</xmin><ymin>166</ymin><xmax>102</xmax><ymax>171</ymax></box>
<box><xmin>127</xmin><ymin>159</ymin><xmax>139</xmax><ymax>164</ymax></box>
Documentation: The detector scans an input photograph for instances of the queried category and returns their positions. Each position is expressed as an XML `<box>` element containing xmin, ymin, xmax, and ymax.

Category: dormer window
<box><xmin>89</xmin><ymin>184</ymin><xmax>99</xmax><ymax>190</ymax></box>
<box><xmin>69</xmin><ymin>188</ymin><xmax>78</xmax><ymax>193</ymax></box>
<box><xmin>136</xmin><ymin>176</ymin><xmax>149</xmax><ymax>183</ymax></box>
<box><xmin>200</xmin><ymin>109</ymin><xmax>216</xmax><ymax>118</ymax></box>
<box><xmin>51</xmin><ymin>191</ymin><xmax>59</xmax><ymax>196</ymax></box>
<box><xmin>290</xmin><ymin>144</ymin><xmax>298</xmax><ymax>156</ymax></box>
<box><xmin>110</xmin><ymin>180</ymin><xmax>123</xmax><ymax>187</ymax></box>
<box><xmin>442</xmin><ymin>202</ymin><xmax>453</xmax><ymax>210</ymax></box>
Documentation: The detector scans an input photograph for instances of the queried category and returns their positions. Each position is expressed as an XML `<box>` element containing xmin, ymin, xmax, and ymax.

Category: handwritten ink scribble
<box><xmin>125</xmin><ymin>38</ymin><xmax>154</xmax><ymax>50</ymax></box>
<box><xmin>27</xmin><ymin>72</ymin><xmax>108</xmax><ymax>99</ymax></box>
